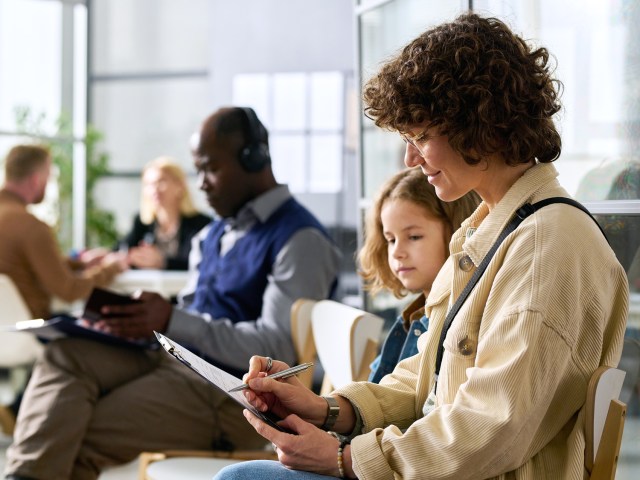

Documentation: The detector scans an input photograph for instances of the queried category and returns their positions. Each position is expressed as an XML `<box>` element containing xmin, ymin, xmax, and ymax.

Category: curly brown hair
<box><xmin>363</xmin><ymin>13</ymin><xmax>562</xmax><ymax>166</ymax></box>
<box><xmin>358</xmin><ymin>168</ymin><xmax>481</xmax><ymax>298</ymax></box>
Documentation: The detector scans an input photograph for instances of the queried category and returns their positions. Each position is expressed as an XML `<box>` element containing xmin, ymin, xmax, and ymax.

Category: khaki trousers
<box><xmin>5</xmin><ymin>338</ymin><xmax>266</xmax><ymax>480</ymax></box>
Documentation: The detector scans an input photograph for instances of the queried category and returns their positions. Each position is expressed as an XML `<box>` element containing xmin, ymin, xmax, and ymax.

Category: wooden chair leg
<box><xmin>138</xmin><ymin>452</ymin><xmax>168</xmax><ymax>480</ymax></box>
<box><xmin>0</xmin><ymin>405</ymin><xmax>16</xmax><ymax>436</ymax></box>
<box><xmin>355</xmin><ymin>339</ymin><xmax>379</xmax><ymax>381</ymax></box>
<box><xmin>590</xmin><ymin>400</ymin><xmax>626</xmax><ymax>480</ymax></box>
<box><xmin>319</xmin><ymin>376</ymin><xmax>334</xmax><ymax>396</ymax></box>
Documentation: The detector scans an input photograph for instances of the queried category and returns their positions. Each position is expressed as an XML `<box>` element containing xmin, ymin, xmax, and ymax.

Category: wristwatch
<box><xmin>321</xmin><ymin>395</ymin><xmax>340</xmax><ymax>430</ymax></box>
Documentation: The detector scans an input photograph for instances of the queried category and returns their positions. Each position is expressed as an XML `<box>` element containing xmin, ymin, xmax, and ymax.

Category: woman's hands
<box><xmin>240</xmin><ymin>355</ymin><xmax>358</xmax><ymax>478</ymax></box>
<box><xmin>244</xmin><ymin>410</ymin><xmax>352</xmax><ymax>477</ymax></box>
<box><xmin>127</xmin><ymin>244</ymin><xmax>166</xmax><ymax>269</ymax></box>
<box><xmin>241</xmin><ymin>356</ymin><xmax>327</xmax><ymax>426</ymax></box>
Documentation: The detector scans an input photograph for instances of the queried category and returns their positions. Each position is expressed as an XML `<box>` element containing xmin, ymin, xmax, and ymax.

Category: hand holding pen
<box><xmin>229</xmin><ymin>360</ymin><xmax>314</xmax><ymax>392</ymax></box>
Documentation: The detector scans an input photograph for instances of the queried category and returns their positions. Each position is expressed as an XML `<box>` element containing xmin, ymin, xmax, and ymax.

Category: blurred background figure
<box><xmin>0</xmin><ymin>144</ymin><xmax>126</xmax><ymax>320</ymax></box>
<box><xmin>0</xmin><ymin>144</ymin><xmax>127</xmax><ymax>434</ymax></box>
<box><xmin>120</xmin><ymin>156</ymin><xmax>211</xmax><ymax>270</ymax></box>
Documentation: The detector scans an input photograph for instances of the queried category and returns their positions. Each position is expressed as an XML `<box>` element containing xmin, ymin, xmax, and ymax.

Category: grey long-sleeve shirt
<box><xmin>165</xmin><ymin>185</ymin><xmax>342</xmax><ymax>371</ymax></box>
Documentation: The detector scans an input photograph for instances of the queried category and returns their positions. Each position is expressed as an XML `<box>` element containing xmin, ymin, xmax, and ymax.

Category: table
<box><xmin>51</xmin><ymin>270</ymin><xmax>192</xmax><ymax>313</ymax></box>
<box><xmin>109</xmin><ymin>270</ymin><xmax>192</xmax><ymax>299</ymax></box>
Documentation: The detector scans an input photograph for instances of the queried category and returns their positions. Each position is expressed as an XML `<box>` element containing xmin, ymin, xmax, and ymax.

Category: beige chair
<box><xmin>289</xmin><ymin>298</ymin><xmax>318</xmax><ymax>390</ymax></box>
<box><xmin>0</xmin><ymin>274</ymin><xmax>43</xmax><ymax>369</ymax></box>
<box><xmin>311</xmin><ymin>299</ymin><xmax>383</xmax><ymax>395</ymax></box>
<box><xmin>137</xmin><ymin>298</ymin><xmax>317</xmax><ymax>479</ymax></box>
<box><xmin>0</xmin><ymin>274</ymin><xmax>43</xmax><ymax>435</ymax></box>
<box><xmin>584</xmin><ymin>366</ymin><xmax>627</xmax><ymax>480</ymax></box>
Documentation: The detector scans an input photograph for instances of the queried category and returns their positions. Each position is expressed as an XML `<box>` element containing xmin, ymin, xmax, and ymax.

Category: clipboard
<box><xmin>82</xmin><ymin>287</ymin><xmax>141</xmax><ymax>323</ymax></box>
<box><xmin>4</xmin><ymin>314</ymin><xmax>157</xmax><ymax>349</ymax></box>
<box><xmin>154</xmin><ymin>331</ymin><xmax>292</xmax><ymax>434</ymax></box>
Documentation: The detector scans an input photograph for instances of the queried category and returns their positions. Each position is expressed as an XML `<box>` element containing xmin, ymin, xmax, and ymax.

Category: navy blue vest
<box><xmin>190</xmin><ymin>197</ymin><xmax>330</xmax><ymax>325</ymax></box>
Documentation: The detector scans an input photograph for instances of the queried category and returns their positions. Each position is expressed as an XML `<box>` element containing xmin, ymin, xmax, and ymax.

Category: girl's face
<box><xmin>381</xmin><ymin>198</ymin><xmax>449</xmax><ymax>296</ymax></box>
<box><xmin>143</xmin><ymin>168</ymin><xmax>183</xmax><ymax>211</ymax></box>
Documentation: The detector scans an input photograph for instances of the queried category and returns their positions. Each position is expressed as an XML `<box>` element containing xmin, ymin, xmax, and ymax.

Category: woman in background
<box><xmin>122</xmin><ymin>156</ymin><xmax>210</xmax><ymax>270</ymax></box>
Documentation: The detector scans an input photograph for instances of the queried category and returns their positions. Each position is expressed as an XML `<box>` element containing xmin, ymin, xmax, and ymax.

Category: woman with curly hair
<box><xmin>215</xmin><ymin>13</ymin><xmax>628</xmax><ymax>479</ymax></box>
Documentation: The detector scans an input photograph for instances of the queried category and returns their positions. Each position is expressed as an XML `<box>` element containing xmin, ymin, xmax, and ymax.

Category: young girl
<box><xmin>358</xmin><ymin>167</ymin><xmax>480</xmax><ymax>382</ymax></box>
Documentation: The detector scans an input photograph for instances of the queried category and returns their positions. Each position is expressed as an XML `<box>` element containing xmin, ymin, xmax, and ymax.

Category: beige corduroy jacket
<box><xmin>336</xmin><ymin>163</ymin><xmax>629</xmax><ymax>480</ymax></box>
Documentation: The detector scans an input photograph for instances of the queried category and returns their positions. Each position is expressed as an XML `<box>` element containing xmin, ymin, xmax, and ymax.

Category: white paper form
<box><xmin>154</xmin><ymin>331</ymin><xmax>291</xmax><ymax>433</ymax></box>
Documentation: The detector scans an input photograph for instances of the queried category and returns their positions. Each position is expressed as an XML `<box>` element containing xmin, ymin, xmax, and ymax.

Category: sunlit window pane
<box><xmin>309</xmin><ymin>134</ymin><xmax>342</xmax><ymax>192</ymax></box>
<box><xmin>270</xmin><ymin>134</ymin><xmax>306</xmax><ymax>192</ymax></box>
<box><xmin>273</xmin><ymin>73</ymin><xmax>306</xmax><ymax>130</ymax></box>
<box><xmin>232</xmin><ymin>71</ymin><xmax>346</xmax><ymax>194</ymax></box>
<box><xmin>310</xmin><ymin>72</ymin><xmax>344</xmax><ymax>130</ymax></box>
<box><xmin>0</xmin><ymin>0</ymin><xmax>62</xmax><ymax>133</ymax></box>
<box><xmin>232</xmin><ymin>74</ymin><xmax>271</xmax><ymax>127</ymax></box>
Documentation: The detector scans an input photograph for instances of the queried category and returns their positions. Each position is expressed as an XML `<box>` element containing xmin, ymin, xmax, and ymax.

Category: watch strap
<box><xmin>321</xmin><ymin>395</ymin><xmax>340</xmax><ymax>430</ymax></box>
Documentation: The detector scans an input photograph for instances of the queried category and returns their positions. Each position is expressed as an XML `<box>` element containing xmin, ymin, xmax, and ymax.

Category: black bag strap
<box><xmin>433</xmin><ymin>197</ymin><xmax>606</xmax><ymax>386</ymax></box>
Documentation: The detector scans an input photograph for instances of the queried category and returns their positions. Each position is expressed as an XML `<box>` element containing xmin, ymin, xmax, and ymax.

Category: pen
<box><xmin>228</xmin><ymin>362</ymin><xmax>314</xmax><ymax>392</ymax></box>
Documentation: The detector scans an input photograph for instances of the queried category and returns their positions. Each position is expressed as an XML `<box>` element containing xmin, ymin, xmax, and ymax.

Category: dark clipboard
<box><xmin>154</xmin><ymin>331</ymin><xmax>293</xmax><ymax>434</ymax></box>
<box><xmin>82</xmin><ymin>287</ymin><xmax>141</xmax><ymax>323</ymax></box>
<box><xmin>8</xmin><ymin>315</ymin><xmax>157</xmax><ymax>349</ymax></box>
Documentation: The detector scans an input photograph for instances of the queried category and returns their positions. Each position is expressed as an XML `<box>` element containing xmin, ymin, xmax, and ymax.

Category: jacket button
<box><xmin>458</xmin><ymin>336</ymin><xmax>475</xmax><ymax>356</ymax></box>
<box><xmin>458</xmin><ymin>255</ymin><xmax>474</xmax><ymax>272</ymax></box>
<box><xmin>413</xmin><ymin>329</ymin><xmax>422</xmax><ymax>336</ymax></box>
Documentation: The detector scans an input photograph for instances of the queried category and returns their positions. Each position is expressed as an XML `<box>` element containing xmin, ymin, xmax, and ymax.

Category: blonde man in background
<box><xmin>0</xmin><ymin>144</ymin><xmax>125</xmax><ymax>319</ymax></box>
<box><xmin>0</xmin><ymin>144</ymin><xmax>126</xmax><ymax>434</ymax></box>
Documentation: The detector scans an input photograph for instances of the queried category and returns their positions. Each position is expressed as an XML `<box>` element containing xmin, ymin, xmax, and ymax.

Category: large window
<box><xmin>357</xmin><ymin>0</ymin><xmax>640</xmax><ymax>303</ymax></box>
<box><xmin>88</xmin><ymin>0</ymin><xmax>212</xmax><ymax>235</ymax></box>
<box><xmin>0</xmin><ymin>0</ymin><xmax>87</xmax><ymax>250</ymax></box>
<box><xmin>232</xmin><ymin>71</ymin><xmax>348</xmax><ymax>194</ymax></box>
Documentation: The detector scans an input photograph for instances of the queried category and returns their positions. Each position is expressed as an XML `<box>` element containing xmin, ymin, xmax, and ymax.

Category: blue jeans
<box><xmin>213</xmin><ymin>460</ymin><xmax>335</xmax><ymax>480</ymax></box>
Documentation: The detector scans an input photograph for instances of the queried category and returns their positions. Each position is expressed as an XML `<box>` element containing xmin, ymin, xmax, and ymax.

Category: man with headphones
<box><xmin>5</xmin><ymin>107</ymin><xmax>342</xmax><ymax>480</ymax></box>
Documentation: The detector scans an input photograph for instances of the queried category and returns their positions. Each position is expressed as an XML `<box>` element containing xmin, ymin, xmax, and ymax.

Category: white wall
<box><xmin>209</xmin><ymin>0</ymin><xmax>355</xmax><ymax>101</ymax></box>
<box><xmin>208</xmin><ymin>0</ymin><xmax>357</xmax><ymax>228</ymax></box>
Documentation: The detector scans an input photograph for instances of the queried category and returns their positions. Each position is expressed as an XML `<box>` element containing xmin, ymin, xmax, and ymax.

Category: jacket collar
<box><xmin>425</xmin><ymin>163</ymin><xmax>563</xmax><ymax>311</ymax></box>
<box><xmin>401</xmin><ymin>293</ymin><xmax>427</xmax><ymax>330</ymax></box>
<box><xmin>454</xmin><ymin>162</ymin><xmax>561</xmax><ymax>268</ymax></box>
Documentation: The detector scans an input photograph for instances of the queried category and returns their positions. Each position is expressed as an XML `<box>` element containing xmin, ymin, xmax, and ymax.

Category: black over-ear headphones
<box><xmin>238</xmin><ymin>107</ymin><xmax>271</xmax><ymax>172</ymax></box>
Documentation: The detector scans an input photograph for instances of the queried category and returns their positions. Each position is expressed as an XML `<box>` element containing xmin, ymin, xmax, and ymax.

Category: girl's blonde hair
<box><xmin>358</xmin><ymin>168</ymin><xmax>481</xmax><ymax>298</ymax></box>
<box><xmin>139</xmin><ymin>156</ymin><xmax>198</xmax><ymax>224</ymax></box>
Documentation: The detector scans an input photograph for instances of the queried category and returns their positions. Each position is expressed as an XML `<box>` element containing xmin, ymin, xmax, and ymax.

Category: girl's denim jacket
<box><xmin>368</xmin><ymin>294</ymin><xmax>428</xmax><ymax>384</ymax></box>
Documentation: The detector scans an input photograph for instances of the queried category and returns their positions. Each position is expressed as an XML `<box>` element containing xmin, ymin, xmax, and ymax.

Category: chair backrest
<box><xmin>0</xmin><ymin>273</ymin><xmax>32</xmax><ymax>323</ymax></box>
<box><xmin>0</xmin><ymin>273</ymin><xmax>43</xmax><ymax>367</ymax></box>
<box><xmin>289</xmin><ymin>298</ymin><xmax>318</xmax><ymax>390</ymax></box>
<box><xmin>584</xmin><ymin>366</ymin><xmax>626</xmax><ymax>480</ymax></box>
<box><xmin>311</xmin><ymin>300</ymin><xmax>383</xmax><ymax>393</ymax></box>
